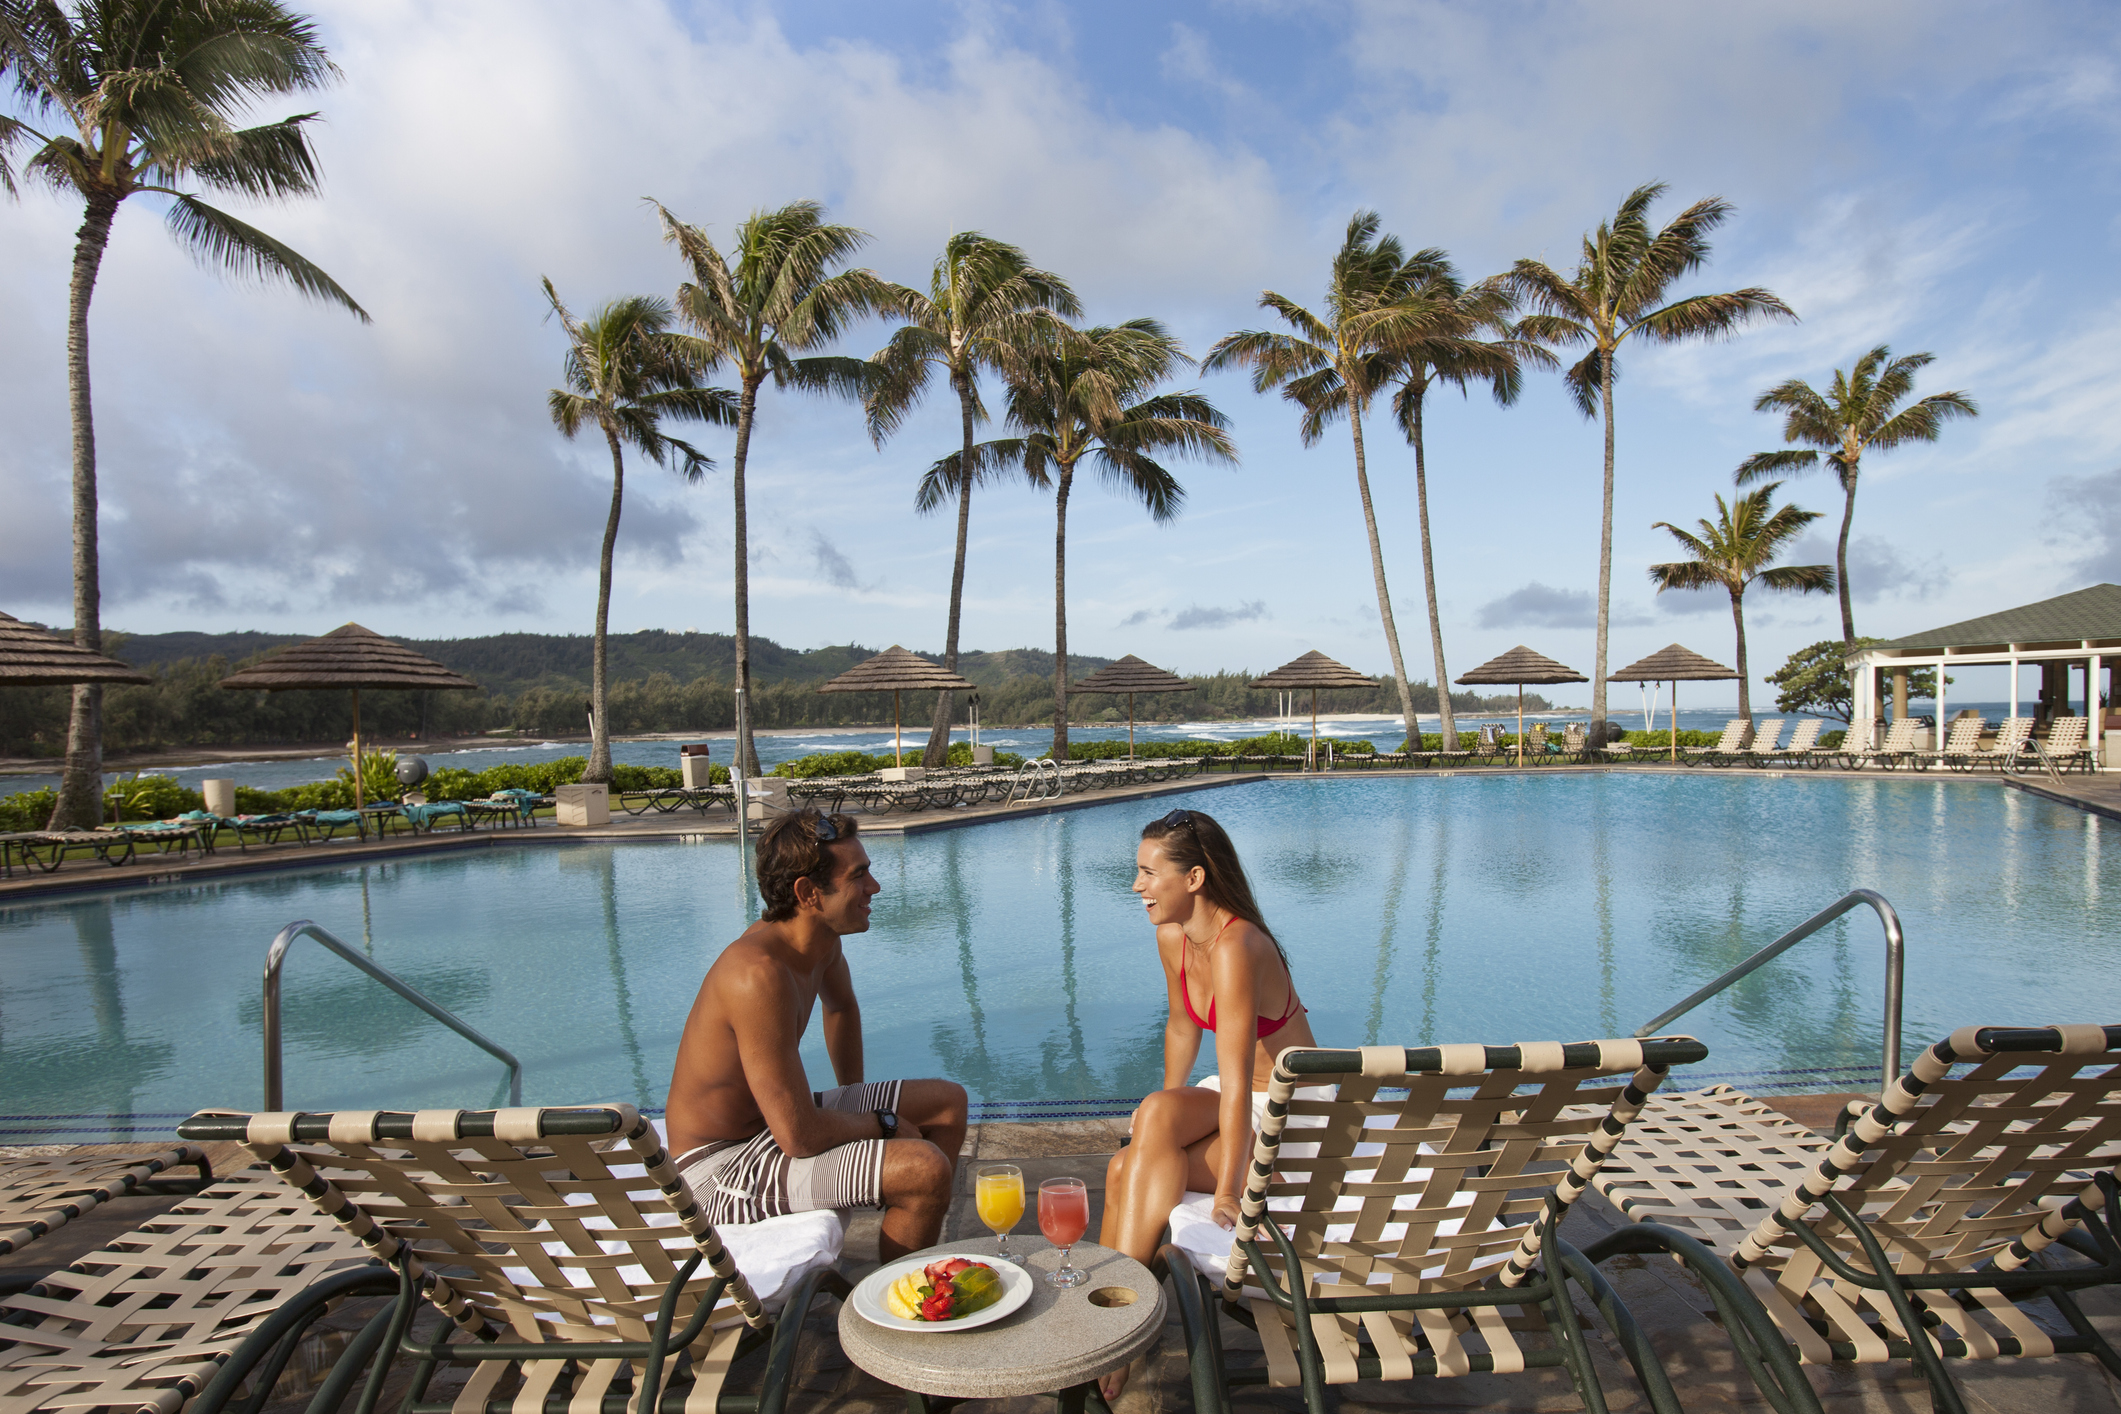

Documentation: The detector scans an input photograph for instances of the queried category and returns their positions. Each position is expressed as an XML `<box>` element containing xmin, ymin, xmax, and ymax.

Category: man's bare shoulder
<box><xmin>703</xmin><ymin>926</ymin><xmax>797</xmax><ymax>999</ymax></box>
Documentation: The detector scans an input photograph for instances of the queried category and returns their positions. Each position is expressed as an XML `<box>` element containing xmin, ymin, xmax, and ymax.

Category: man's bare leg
<box><xmin>879</xmin><ymin>1137</ymin><xmax>954</xmax><ymax>1259</ymax></box>
<box><xmin>898</xmin><ymin>1078</ymin><xmax>969</xmax><ymax>1177</ymax></box>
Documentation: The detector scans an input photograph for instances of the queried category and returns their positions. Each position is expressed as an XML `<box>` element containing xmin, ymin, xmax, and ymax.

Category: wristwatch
<box><xmin>875</xmin><ymin>1109</ymin><xmax>900</xmax><ymax>1141</ymax></box>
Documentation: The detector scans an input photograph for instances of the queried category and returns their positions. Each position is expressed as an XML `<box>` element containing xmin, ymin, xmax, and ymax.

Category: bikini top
<box><xmin>1179</xmin><ymin>916</ymin><xmax>1305</xmax><ymax>1039</ymax></box>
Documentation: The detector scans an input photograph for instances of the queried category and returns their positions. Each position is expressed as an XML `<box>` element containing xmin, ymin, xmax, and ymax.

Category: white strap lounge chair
<box><xmin>176</xmin><ymin>1104</ymin><xmax>846</xmax><ymax>1414</ymax></box>
<box><xmin>2034</xmin><ymin>716</ymin><xmax>2092</xmax><ymax>775</ymax></box>
<box><xmin>1914</xmin><ymin>716</ymin><xmax>1986</xmax><ymax>772</ymax></box>
<box><xmin>1153</xmin><ymin>1036</ymin><xmax>1815</xmax><ymax>1414</ymax></box>
<box><xmin>1838</xmin><ymin>717</ymin><xmax>1920</xmax><ymax>770</ymax></box>
<box><xmin>1683</xmin><ymin>719</ymin><xmax>1752</xmax><ymax>767</ymax></box>
<box><xmin>0</xmin><ymin>1145</ymin><xmax>212</xmax><ymax>1257</ymax></box>
<box><xmin>1976</xmin><ymin>717</ymin><xmax>2036</xmax><ymax>771</ymax></box>
<box><xmin>1739</xmin><ymin>719</ymin><xmax>1785</xmax><ymax>765</ymax></box>
<box><xmin>1585</xmin><ymin>1024</ymin><xmax>2121</xmax><ymax>1414</ymax></box>
<box><xmin>1767</xmin><ymin>718</ymin><xmax>1825</xmax><ymax>767</ymax></box>
<box><xmin>0</xmin><ymin>1169</ymin><xmax>374</xmax><ymax>1414</ymax></box>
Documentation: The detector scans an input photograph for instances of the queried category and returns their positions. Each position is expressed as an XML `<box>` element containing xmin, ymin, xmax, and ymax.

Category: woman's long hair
<box><xmin>1140</xmin><ymin>808</ymin><xmax>1289</xmax><ymax>971</ymax></box>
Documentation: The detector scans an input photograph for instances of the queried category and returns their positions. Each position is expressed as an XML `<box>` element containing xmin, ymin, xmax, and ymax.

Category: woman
<box><xmin>1097</xmin><ymin>807</ymin><xmax>1314</xmax><ymax>1401</ymax></box>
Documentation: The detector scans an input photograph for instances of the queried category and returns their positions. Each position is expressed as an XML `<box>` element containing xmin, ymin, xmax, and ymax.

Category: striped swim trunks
<box><xmin>676</xmin><ymin>1080</ymin><xmax>903</xmax><ymax>1226</ymax></box>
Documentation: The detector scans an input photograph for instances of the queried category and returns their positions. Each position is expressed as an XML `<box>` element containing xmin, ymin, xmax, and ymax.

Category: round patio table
<box><xmin>837</xmin><ymin>1236</ymin><xmax>1166</xmax><ymax>1411</ymax></box>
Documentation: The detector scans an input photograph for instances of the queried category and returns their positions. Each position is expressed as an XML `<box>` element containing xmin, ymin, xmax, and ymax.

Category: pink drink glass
<box><xmin>1037</xmin><ymin>1177</ymin><xmax>1090</xmax><ymax>1287</ymax></box>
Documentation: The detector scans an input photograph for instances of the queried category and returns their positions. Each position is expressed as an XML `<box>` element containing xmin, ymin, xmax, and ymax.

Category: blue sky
<box><xmin>3</xmin><ymin>1</ymin><xmax>2118</xmax><ymax>710</ymax></box>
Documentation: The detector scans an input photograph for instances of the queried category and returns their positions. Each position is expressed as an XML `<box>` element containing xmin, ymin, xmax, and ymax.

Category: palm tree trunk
<box><xmin>585</xmin><ymin>427</ymin><xmax>625</xmax><ymax>783</ymax></box>
<box><xmin>923</xmin><ymin>372</ymin><xmax>978</xmax><ymax>766</ymax></box>
<box><xmin>730</xmin><ymin>376</ymin><xmax>762</xmax><ymax>777</ymax></box>
<box><xmin>1348</xmin><ymin>395</ymin><xmax>1420</xmax><ymax>739</ymax></box>
<box><xmin>1836</xmin><ymin>469</ymin><xmax>1859</xmax><ymax>650</ymax></box>
<box><xmin>1590</xmin><ymin>348</ymin><xmax>1617</xmax><ymax>744</ymax></box>
<box><xmin>1730</xmin><ymin>586</ymin><xmax>1751</xmax><ymax>724</ymax></box>
<box><xmin>51</xmin><ymin>192</ymin><xmax>120</xmax><ymax>831</ymax></box>
<box><xmin>1408</xmin><ymin>387</ymin><xmax>1456</xmax><ymax>752</ymax></box>
<box><xmin>1050</xmin><ymin>462</ymin><xmax>1075</xmax><ymax>762</ymax></box>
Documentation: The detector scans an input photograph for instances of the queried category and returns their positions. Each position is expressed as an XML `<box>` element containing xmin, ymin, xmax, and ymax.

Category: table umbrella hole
<box><xmin>1086</xmin><ymin>1288</ymin><xmax>1136</xmax><ymax>1308</ymax></box>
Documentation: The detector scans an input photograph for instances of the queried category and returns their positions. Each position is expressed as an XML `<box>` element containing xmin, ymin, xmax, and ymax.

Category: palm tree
<box><xmin>950</xmin><ymin>321</ymin><xmax>1235</xmax><ymax>760</ymax></box>
<box><xmin>1389</xmin><ymin>269</ymin><xmax>1553</xmax><ymax>751</ymax></box>
<box><xmin>1508</xmin><ymin>183</ymin><xmax>1794</xmax><ymax>744</ymax></box>
<box><xmin>544</xmin><ymin>282</ymin><xmax>734</xmax><ymax>783</ymax></box>
<box><xmin>1</xmin><ymin>0</ymin><xmax>368</xmax><ymax>828</ymax></box>
<box><xmin>1737</xmin><ymin>346</ymin><xmax>1976</xmax><ymax>649</ymax></box>
<box><xmin>653</xmin><ymin>200</ymin><xmax>893</xmax><ymax>775</ymax></box>
<box><xmin>1202</xmin><ymin>212</ymin><xmax>1450</xmax><ymax>742</ymax></box>
<box><xmin>865</xmin><ymin>233</ymin><xmax>1079</xmax><ymax>766</ymax></box>
<box><xmin>1648</xmin><ymin>483</ymin><xmax>1835</xmax><ymax>723</ymax></box>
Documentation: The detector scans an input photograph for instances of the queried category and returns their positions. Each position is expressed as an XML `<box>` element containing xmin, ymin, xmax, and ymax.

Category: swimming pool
<box><xmin>2</xmin><ymin>773</ymin><xmax>2113</xmax><ymax>1139</ymax></box>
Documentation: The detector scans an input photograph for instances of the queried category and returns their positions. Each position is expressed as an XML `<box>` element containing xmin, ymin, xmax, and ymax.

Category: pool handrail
<box><xmin>1632</xmin><ymin>888</ymin><xmax>1905</xmax><ymax>1095</ymax></box>
<box><xmin>263</xmin><ymin>919</ymin><xmax>523</xmax><ymax>1110</ymax></box>
<box><xmin>1006</xmin><ymin>757</ymin><xmax>1062</xmax><ymax>804</ymax></box>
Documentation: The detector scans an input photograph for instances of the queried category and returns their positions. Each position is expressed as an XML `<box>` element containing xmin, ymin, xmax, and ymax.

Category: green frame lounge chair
<box><xmin>1155</xmin><ymin>1036</ymin><xmax>1807</xmax><ymax>1414</ymax></box>
<box><xmin>1584</xmin><ymin>1024</ymin><xmax>2121</xmax><ymax>1414</ymax></box>
<box><xmin>0</xmin><ymin>1146</ymin><xmax>212</xmax><ymax>1258</ymax></box>
<box><xmin>177</xmin><ymin>1104</ymin><xmax>846</xmax><ymax>1414</ymax></box>
<box><xmin>0</xmin><ymin>1169</ymin><xmax>377</xmax><ymax>1413</ymax></box>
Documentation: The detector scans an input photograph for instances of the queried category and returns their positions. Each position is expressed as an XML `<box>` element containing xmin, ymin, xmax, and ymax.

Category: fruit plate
<box><xmin>849</xmin><ymin>1252</ymin><xmax>1035</xmax><ymax>1333</ymax></box>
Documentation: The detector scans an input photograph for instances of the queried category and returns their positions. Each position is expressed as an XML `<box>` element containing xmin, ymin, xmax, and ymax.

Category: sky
<box><xmin>3</xmin><ymin>0</ymin><xmax>2119</xmax><ymax>712</ymax></box>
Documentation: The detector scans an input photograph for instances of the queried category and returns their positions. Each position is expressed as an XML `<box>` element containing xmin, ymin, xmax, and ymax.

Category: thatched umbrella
<box><xmin>1609</xmin><ymin>643</ymin><xmax>1739</xmax><ymax>762</ymax></box>
<box><xmin>1455</xmin><ymin>645</ymin><xmax>1587</xmax><ymax>767</ymax></box>
<box><xmin>816</xmin><ymin>645</ymin><xmax>977</xmax><ymax>767</ymax></box>
<box><xmin>1072</xmin><ymin>655</ymin><xmax>1192</xmax><ymax>759</ymax></box>
<box><xmin>219</xmin><ymin>624</ymin><xmax>479</xmax><ymax>808</ymax></box>
<box><xmin>1249</xmin><ymin>650</ymin><xmax>1376</xmax><ymax>767</ymax></box>
<box><xmin>0</xmin><ymin>611</ymin><xmax>152</xmax><ymax>686</ymax></box>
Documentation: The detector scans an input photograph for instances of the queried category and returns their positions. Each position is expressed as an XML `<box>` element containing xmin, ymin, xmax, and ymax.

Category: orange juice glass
<box><xmin>976</xmin><ymin>1165</ymin><xmax>1026</xmax><ymax>1265</ymax></box>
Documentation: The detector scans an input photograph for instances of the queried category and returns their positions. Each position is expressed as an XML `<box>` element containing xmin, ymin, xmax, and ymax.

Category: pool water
<box><xmin>2</xmin><ymin>773</ymin><xmax>2113</xmax><ymax>1139</ymax></box>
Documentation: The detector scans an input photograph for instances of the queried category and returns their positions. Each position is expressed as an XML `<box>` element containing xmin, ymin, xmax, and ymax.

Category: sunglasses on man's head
<box><xmin>810</xmin><ymin>814</ymin><xmax>840</xmax><ymax>843</ymax></box>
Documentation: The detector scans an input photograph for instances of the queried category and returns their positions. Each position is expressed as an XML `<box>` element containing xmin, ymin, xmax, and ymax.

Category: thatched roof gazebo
<box><xmin>1609</xmin><ymin>643</ymin><xmax>1739</xmax><ymax>761</ymax></box>
<box><xmin>1072</xmin><ymin>655</ymin><xmax>1192</xmax><ymax>759</ymax></box>
<box><xmin>0</xmin><ymin>611</ymin><xmax>152</xmax><ymax>686</ymax></box>
<box><xmin>220</xmin><ymin>624</ymin><xmax>480</xmax><ymax>807</ymax></box>
<box><xmin>816</xmin><ymin>645</ymin><xmax>976</xmax><ymax>769</ymax></box>
<box><xmin>1455</xmin><ymin>645</ymin><xmax>1587</xmax><ymax>766</ymax></box>
<box><xmin>1249</xmin><ymin>650</ymin><xmax>1376</xmax><ymax>767</ymax></box>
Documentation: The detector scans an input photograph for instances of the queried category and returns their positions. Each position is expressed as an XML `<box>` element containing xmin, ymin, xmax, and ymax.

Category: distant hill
<box><xmin>107</xmin><ymin>628</ymin><xmax>1112</xmax><ymax>696</ymax></box>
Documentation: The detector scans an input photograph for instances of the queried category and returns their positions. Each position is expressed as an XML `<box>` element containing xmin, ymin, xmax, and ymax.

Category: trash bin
<box><xmin>556</xmin><ymin>783</ymin><xmax>610</xmax><ymax>826</ymax></box>
<box><xmin>680</xmin><ymin>743</ymin><xmax>714</xmax><ymax>789</ymax></box>
<box><xmin>202</xmin><ymin>778</ymin><xmax>235</xmax><ymax>816</ymax></box>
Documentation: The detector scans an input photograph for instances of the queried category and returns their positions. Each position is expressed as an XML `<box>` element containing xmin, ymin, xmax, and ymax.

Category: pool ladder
<box><xmin>262</xmin><ymin>919</ymin><xmax>523</xmax><ymax>1110</ymax></box>
<box><xmin>1006</xmin><ymin>757</ymin><xmax>1064</xmax><ymax>804</ymax></box>
<box><xmin>1633</xmin><ymin>889</ymin><xmax>1906</xmax><ymax>1095</ymax></box>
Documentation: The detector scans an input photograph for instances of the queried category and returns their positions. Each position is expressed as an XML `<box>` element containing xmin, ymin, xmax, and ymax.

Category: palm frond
<box><xmin>1868</xmin><ymin>390</ymin><xmax>1979</xmax><ymax>448</ymax></box>
<box><xmin>1759</xmin><ymin>563</ymin><xmax>1836</xmax><ymax>594</ymax></box>
<box><xmin>1563</xmin><ymin>350</ymin><xmax>1605</xmax><ymax>419</ymax></box>
<box><xmin>915</xmin><ymin>438</ymin><xmax>1035</xmax><ymax>512</ymax></box>
<box><xmin>184</xmin><ymin>112</ymin><xmax>322</xmax><ymax>198</ymax></box>
<box><xmin>1629</xmin><ymin>288</ymin><xmax>1796</xmax><ymax>344</ymax></box>
<box><xmin>161</xmin><ymin>192</ymin><xmax>367</xmax><ymax>320</ymax></box>
<box><xmin>1647</xmin><ymin>557</ymin><xmax>1720</xmax><ymax>592</ymax></box>
<box><xmin>778</xmin><ymin>354</ymin><xmax>870</xmax><ymax>401</ymax></box>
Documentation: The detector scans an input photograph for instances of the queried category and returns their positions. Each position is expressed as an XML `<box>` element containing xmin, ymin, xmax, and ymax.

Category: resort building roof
<box><xmin>1868</xmin><ymin>583</ymin><xmax>2121</xmax><ymax>656</ymax></box>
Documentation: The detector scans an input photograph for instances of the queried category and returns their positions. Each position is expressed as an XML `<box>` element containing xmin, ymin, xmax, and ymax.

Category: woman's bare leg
<box><xmin>1099</xmin><ymin>1089</ymin><xmax>1224</xmax><ymax>1404</ymax></box>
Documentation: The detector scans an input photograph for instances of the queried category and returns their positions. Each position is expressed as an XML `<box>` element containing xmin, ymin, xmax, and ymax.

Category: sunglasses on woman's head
<box><xmin>1159</xmin><ymin>809</ymin><xmax>1195</xmax><ymax>830</ymax></box>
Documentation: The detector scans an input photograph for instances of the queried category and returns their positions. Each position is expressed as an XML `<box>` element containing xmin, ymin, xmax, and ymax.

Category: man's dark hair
<box><xmin>757</xmin><ymin>809</ymin><xmax>861</xmax><ymax>922</ymax></box>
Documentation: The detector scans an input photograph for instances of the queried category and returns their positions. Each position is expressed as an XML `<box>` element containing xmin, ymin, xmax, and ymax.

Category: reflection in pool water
<box><xmin>1</xmin><ymin>774</ymin><xmax>2114</xmax><ymax>1138</ymax></box>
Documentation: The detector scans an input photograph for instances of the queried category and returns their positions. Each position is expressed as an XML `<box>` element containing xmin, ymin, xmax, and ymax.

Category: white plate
<box><xmin>849</xmin><ymin>1252</ymin><xmax>1035</xmax><ymax>1333</ymax></box>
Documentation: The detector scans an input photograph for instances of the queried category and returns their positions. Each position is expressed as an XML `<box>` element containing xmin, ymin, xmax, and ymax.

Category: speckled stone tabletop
<box><xmin>837</xmin><ymin>1236</ymin><xmax>1167</xmax><ymax>1399</ymax></box>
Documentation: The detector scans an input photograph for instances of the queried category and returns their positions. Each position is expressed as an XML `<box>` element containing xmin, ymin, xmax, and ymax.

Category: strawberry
<box><xmin>919</xmin><ymin>1281</ymin><xmax>955</xmax><ymax>1321</ymax></box>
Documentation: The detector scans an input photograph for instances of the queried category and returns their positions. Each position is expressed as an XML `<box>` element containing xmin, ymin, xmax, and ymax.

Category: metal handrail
<box><xmin>1633</xmin><ymin>889</ymin><xmax>1906</xmax><ymax>1094</ymax></box>
<box><xmin>264</xmin><ymin>919</ymin><xmax>523</xmax><ymax>1110</ymax></box>
<box><xmin>1006</xmin><ymin>757</ymin><xmax>1062</xmax><ymax>805</ymax></box>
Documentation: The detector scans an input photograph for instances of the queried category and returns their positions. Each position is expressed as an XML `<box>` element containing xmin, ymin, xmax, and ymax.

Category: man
<box><xmin>665</xmin><ymin>808</ymin><xmax>967</xmax><ymax>1257</ymax></box>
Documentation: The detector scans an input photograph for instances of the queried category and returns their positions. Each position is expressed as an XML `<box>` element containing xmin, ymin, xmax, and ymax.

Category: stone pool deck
<box><xmin>11</xmin><ymin>1103</ymin><xmax>2117</xmax><ymax>1414</ymax></box>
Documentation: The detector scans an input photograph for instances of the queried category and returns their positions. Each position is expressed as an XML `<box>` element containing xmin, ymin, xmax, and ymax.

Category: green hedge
<box><xmin>772</xmin><ymin>742</ymin><xmax>1026</xmax><ymax>778</ymax></box>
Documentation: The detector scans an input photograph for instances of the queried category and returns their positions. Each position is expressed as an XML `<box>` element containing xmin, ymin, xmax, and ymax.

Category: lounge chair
<box><xmin>1157</xmin><ymin>1036</ymin><xmax>1793</xmax><ymax>1414</ymax></box>
<box><xmin>0</xmin><ymin>1168</ymin><xmax>378</xmax><ymax>1413</ymax></box>
<box><xmin>394</xmin><ymin>799</ymin><xmax>473</xmax><ymax>834</ymax></box>
<box><xmin>3</xmin><ymin>828</ymin><xmax>138</xmax><ymax>874</ymax></box>
<box><xmin>2032</xmin><ymin>716</ymin><xmax>2094</xmax><ymax>775</ymax></box>
<box><xmin>175</xmin><ymin>809</ymin><xmax>313</xmax><ymax>850</ymax></box>
<box><xmin>1763</xmin><ymin>718</ymin><xmax>1825</xmax><ymax>767</ymax></box>
<box><xmin>1837</xmin><ymin>717</ymin><xmax>1920</xmax><ymax>770</ymax></box>
<box><xmin>177</xmin><ymin>1104</ymin><xmax>848</xmax><ymax>1414</ymax></box>
<box><xmin>1584</xmin><ymin>1024</ymin><xmax>2121</xmax><ymax>1414</ymax></box>
<box><xmin>1912</xmin><ymin>716</ymin><xmax>1986</xmax><ymax>773</ymax></box>
<box><xmin>0</xmin><ymin>1146</ymin><xmax>212</xmax><ymax>1257</ymax></box>
<box><xmin>1961</xmin><ymin>716</ymin><xmax>2035</xmax><ymax>773</ymax></box>
<box><xmin>1737</xmin><ymin>719</ymin><xmax>1786</xmax><ymax>766</ymax></box>
<box><xmin>106</xmin><ymin>820</ymin><xmax>213</xmax><ymax>860</ymax></box>
<box><xmin>1563</xmin><ymin>723</ymin><xmax>1589</xmax><ymax>760</ymax></box>
<box><xmin>294</xmin><ymin>808</ymin><xmax>370</xmax><ymax>843</ymax></box>
<box><xmin>465</xmin><ymin>786</ymin><xmax>547</xmax><ymax>827</ymax></box>
<box><xmin>1683</xmin><ymin>719</ymin><xmax>1752</xmax><ymax>767</ymax></box>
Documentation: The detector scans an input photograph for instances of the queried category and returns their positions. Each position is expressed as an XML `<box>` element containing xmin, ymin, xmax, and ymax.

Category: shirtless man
<box><xmin>665</xmin><ymin>809</ymin><xmax>967</xmax><ymax>1257</ymax></box>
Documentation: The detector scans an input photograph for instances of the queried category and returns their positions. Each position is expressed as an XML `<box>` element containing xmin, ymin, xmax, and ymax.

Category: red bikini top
<box><xmin>1179</xmin><ymin>916</ymin><xmax>1305</xmax><ymax>1039</ymax></box>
